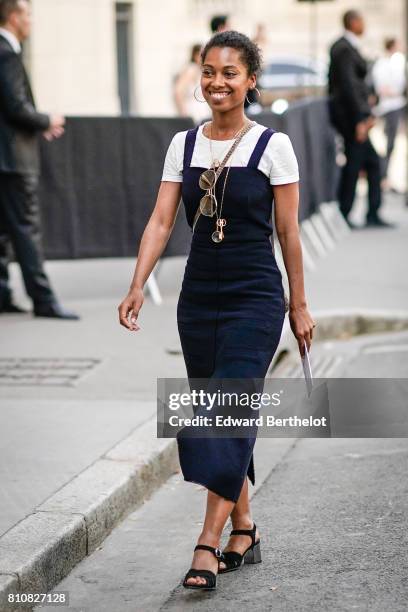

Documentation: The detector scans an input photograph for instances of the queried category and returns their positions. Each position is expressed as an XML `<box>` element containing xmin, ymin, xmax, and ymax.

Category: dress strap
<box><xmin>247</xmin><ymin>127</ymin><xmax>276</xmax><ymax>169</ymax></box>
<box><xmin>183</xmin><ymin>126</ymin><xmax>199</xmax><ymax>171</ymax></box>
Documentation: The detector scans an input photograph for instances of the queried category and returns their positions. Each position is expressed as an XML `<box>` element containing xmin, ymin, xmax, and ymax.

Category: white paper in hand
<box><xmin>301</xmin><ymin>341</ymin><xmax>313</xmax><ymax>396</ymax></box>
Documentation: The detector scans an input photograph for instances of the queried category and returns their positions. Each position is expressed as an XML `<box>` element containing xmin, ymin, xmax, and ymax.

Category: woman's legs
<box><xmin>186</xmin><ymin>477</ymin><xmax>260</xmax><ymax>583</ymax></box>
<box><xmin>185</xmin><ymin>490</ymin><xmax>234</xmax><ymax>586</ymax></box>
<box><xmin>181</xmin><ymin>319</ymin><xmax>284</xmax><ymax>584</ymax></box>
<box><xmin>231</xmin><ymin>476</ymin><xmax>253</xmax><ymax>527</ymax></box>
<box><xmin>219</xmin><ymin>477</ymin><xmax>260</xmax><ymax>571</ymax></box>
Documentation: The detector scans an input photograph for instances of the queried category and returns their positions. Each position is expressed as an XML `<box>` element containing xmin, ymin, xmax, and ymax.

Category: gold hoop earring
<box><xmin>245</xmin><ymin>87</ymin><xmax>261</xmax><ymax>105</ymax></box>
<box><xmin>194</xmin><ymin>86</ymin><xmax>207</xmax><ymax>103</ymax></box>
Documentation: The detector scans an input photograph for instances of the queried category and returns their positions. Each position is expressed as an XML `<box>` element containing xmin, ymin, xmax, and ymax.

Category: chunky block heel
<box><xmin>244</xmin><ymin>540</ymin><xmax>262</xmax><ymax>564</ymax></box>
<box><xmin>219</xmin><ymin>522</ymin><xmax>261</xmax><ymax>574</ymax></box>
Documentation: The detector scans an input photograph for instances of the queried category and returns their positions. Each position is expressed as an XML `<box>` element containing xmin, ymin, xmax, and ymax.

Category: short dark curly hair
<box><xmin>0</xmin><ymin>0</ymin><xmax>28</xmax><ymax>25</ymax></box>
<box><xmin>201</xmin><ymin>31</ymin><xmax>262</xmax><ymax>76</ymax></box>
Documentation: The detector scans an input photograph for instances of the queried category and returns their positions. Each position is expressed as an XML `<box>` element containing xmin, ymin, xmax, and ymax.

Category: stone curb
<box><xmin>310</xmin><ymin>309</ymin><xmax>408</xmax><ymax>340</ymax></box>
<box><xmin>271</xmin><ymin>309</ymin><xmax>408</xmax><ymax>368</ymax></box>
<box><xmin>0</xmin><ymin>418</ymin><xmax>178</xmax><ymax>611</ymax></box>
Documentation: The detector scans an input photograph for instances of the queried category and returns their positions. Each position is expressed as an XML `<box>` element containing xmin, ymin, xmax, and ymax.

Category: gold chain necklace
<box><xmin>208</xmin><ymin>120</ymin><xmax>254</xmax><ymax>243</ymax></box>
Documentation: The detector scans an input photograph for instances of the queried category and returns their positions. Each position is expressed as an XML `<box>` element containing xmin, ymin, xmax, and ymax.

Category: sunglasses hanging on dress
<box><xmin>195</xmin><ymin>120</ymin><xmax>256</xmax><ymax>242</ymax></box>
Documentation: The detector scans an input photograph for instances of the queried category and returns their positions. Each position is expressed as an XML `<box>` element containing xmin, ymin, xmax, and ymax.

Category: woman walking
<box><xmin>118</xmin><ymin>31</ymin><xmax>315</xmax><ymax>591</ymax></box>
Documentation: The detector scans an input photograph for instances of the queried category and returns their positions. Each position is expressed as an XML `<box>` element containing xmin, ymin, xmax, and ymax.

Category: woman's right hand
<box><xmin>118</xmin><ymin>288</ymin><xmax>144</xmax><ymax>331</ymax></box>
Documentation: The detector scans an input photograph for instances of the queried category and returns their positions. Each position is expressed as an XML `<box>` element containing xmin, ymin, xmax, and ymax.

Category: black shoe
<box><xmin>183</xmin><ymin>544</ymin><xmax>224</xmax><ymax>590</ymax></box>
<box><xmin>34</xmin><ymin>301</ymin><xmax>80</xmax><ymax>320</ymax></box>
<box><xmin>218</xmin><ymin>522</ymin><xmax>262</xmax><ymax>574</ymax></box>
<box><xmin>365</xmin><ymin>216</ymin><xmax>396</xmax><ymax>228</ymax></box>
<box><xmin>0</xmin><ymin>299</ymin><xmax>28</xmax><ymax>314</ymax></box>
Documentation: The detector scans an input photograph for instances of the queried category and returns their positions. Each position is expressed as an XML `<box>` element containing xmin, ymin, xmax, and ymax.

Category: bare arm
<box><xmin>118</xmin><ymin>181</ymin><xmax>182</xmax><ymax>330</ymax></box>
<box><xmin>273</xmin><ymin>182</ymin><xmax>315</xmax><ymax>355</ymax></box>
<box><xmin>174</xmin><ymin>64</ymin><xmax>196</xmax><ymax>117</ymax></box>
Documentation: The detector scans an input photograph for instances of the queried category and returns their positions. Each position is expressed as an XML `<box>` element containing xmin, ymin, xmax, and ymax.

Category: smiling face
<box><xmin>200</xmin><ymin>46</ymin><xmax>256</xmax><ymax>112</ymax></box>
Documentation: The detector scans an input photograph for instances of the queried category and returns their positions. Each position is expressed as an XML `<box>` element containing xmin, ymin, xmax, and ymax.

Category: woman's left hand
<box><xmin>288</xmin><ymin>305</ymin><xmax>316</xmax><ymax>357</ymax></box>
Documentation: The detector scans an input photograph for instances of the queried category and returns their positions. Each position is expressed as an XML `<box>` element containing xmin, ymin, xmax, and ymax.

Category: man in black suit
<box><xmin>328</xmin><ymin>9</ymin><xmax>393</xmax><ymax>228</ymax></box>
<box><xmin>0</xmin><ymin>0</ymin><xmax>79</xmax><ymax>317</ymax></box>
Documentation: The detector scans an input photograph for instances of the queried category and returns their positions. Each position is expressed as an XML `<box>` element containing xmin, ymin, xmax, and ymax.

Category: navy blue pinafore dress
<box><xmin>176</xmin><ymin>125</ymin><xmax>286</xmax><ymax>502</ymax></box>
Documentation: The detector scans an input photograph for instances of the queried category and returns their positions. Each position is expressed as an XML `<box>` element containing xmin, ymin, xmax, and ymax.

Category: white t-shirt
<box><xmin>161</xmin><ymin>122</ymin><xmax>300</xmax><ymax>186</ymax></box>
<box><xmin>372</xmin><ymin>52</ymin><xmax>407</xmax><ymax>116</ymax></box>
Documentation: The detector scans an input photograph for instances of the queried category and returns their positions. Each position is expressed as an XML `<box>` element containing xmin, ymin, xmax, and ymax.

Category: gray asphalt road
<box><xmin>39</xmin><ymin>436</ymin><xmax>408</xmax><ymax>612</ymax></box>
<box><xmin>162</xmin><ymin>438</ymin><xmax>408</xmax><ymax>612</ymax></box>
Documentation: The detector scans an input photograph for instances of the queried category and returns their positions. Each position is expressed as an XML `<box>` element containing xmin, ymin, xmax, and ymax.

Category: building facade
<box><xmin>28</xmin><ymin>0</ymin><xmax>406</xmax><ymax>117</ymax></box>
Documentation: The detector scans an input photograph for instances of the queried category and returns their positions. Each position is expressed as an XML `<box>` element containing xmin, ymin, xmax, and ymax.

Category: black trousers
<box><xmin>338</xmin><ymin>136</ymin><xmax>382</xmax><ymax>221</ymax></box>
<box><xmin>0</xmin><ymin>172</ymin><xmax>55</xmax><ymax>308</ymax></box>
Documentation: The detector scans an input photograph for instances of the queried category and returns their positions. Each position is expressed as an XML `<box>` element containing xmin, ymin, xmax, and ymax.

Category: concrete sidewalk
<box><xmin>0</xmin><ymin>191</ymin><xmax>407</xmax><ymax>607</ymax></box>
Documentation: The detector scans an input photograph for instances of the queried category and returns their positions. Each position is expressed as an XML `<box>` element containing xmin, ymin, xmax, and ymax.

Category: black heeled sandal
<box><xmin>218</xmin><ymin>522</ymin><xmax>262</xmax><ymax>574</ymax></box>
<box><xmin>183</xmin><ymin>544</ymin><xmax>225</xmax><ymax>590</ymax></box>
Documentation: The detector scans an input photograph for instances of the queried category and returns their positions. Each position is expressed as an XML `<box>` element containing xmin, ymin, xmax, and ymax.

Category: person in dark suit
<box><xmin>328</xmin><ymin>9</ymin><xmax>394</xmax><ymax>228</ymax></box>
<box><xmin>0</xmin><ymin>0</ymin><xmax>79</xmax><ymax>317</ymax></box>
